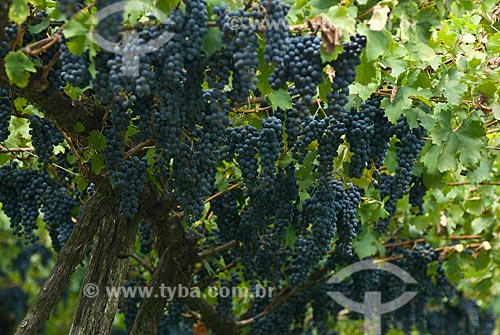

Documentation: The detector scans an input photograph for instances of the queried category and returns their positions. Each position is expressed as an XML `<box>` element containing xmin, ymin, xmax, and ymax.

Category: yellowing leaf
<box><xmin>369</xmin><ymin>4</ymin><xmax>390</xmax><ymax>31</ymax></box>
<box><xmin>9</xmin><ymin>0</ymin><xmax>29</xmax><ymax>25</ymax></box>
<box><xmin>4</xmin><ymin>51</ymin><xmax>37</xmax><ymax>88</ymax></box>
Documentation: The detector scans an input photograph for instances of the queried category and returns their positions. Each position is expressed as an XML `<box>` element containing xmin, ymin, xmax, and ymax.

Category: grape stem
<box><xmin>194</xmin><ymin>262</ymin><xmax>235</xmax><ymax>287</ymax></box>
<box><xmin>130</xmin><ymin>253</ymin><xmax>154</xmax><ymax>273</ymax></box>
<box><xmin>383</xmin><ymin>235</ymin><xmax>482</xmax><ymax>248</ymax></box>
<box><xmin>204</xmin><ymin>182</ymin><xmax>242</xmax><ymax>203</ymax></box>
<box><xmin>198</xmin><ymin>240</ymin><xmax>238</xmax><ymax>260</ymax></box>
<box><xmin>0</xmin><ymin>146</ymin><xmax>35</xmax><ymax>153</ymax></box>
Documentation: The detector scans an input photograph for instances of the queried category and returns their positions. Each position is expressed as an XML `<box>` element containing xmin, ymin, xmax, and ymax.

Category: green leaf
<box><xmin>491</xmin><ymin>102</ymin><xmax>500</xmax><ymax>120</ymax></box>
<box><xmin>353</xmin><ymin>232</ymin><xmax>383</xmax><ymax>259</ymax></box>
<box><xmin>156</xmin><ymin>0</ymin><xmax>180</xmax><ymax>14</ymax></box>
<box><xmin>257</xmin><ymin>49</ymin><xmax>274</xmax><ymax>95</ymax></box>
<box><xmin>442</xmin><ymin>252</ymin><xmax>463</xmax><ymax>284</ymax></box>
<box><xmin>357</xmin><ymin>26</ymin><xmax>392</xmax><ymax>61</ymax></box>
<box><xmin>437</xmin><ymin>115</ymin><xmax>485</xmax><ymax>171</ymax></box>
<box><xmin>469</xmin><ymin>160</ymin><xmax>492</xmax><ymax>184</ymax></box>
<box><xmin>311</xmin><ymin>0</ymin><xmax>339</xmax><ymax>12</ymax></box>
<box><xmin>74</xmin><ymin>122</ymin><xmax>85</xmax><ymax>133</ymax></box>
<box><xmin>91</xmin><ymin>153</ymin><xmax>105</xmax><ymax>175</ymax></box>
<box><xmin>9</xmin><ymin>0</ymin><xmax>29</xmax><ymax>25</ymax></box>
<box><xmin>487</xmin><ymin>32</ymin><xmax>500</xmax><ymax>53</ymax></box>
<box><xmin>4</xmin><ymin>51</ymin><xmax>37</xmax><ymax>88</ymax></box>
<box><xmin>442</xmin><ymin>71</ymin><xmax>467</xmax><ymax>105</ymax></box>
<box><xmin>325</xmin><ymin>6</ymin><xmax>357</xmax><ymax>37</ymax></box>
<box><xmin>88</xmin><ymin>130</ymin><xmax>107</xmax><ymax>150</ymax></box>
<box><xmin>202</xmin><ymin>27</ymin><xmax>221</xmax><ymax>57</ymax></box>
<box><xmin>268</xmin><ymin>90</ymin><xmax>292</xmax><ymax>111</ymax></box>
<box><xmin>470</xmin><ymin>217</ymin><xmax>494</xmax><ymax>235</ymax></box>
<box><xmin>356</xmin><ymin>53</ymin><xmax>378</xmax><ymax>86</ymax></box>
<box><xmin>14</xmin><ymin>97</ymin><xmax>27</xmax><ymax>112</ymax></box>
<box><xmin>75</xmin><ymin>175</ymin><xmax>89</xmax><ymax>193</ymax></box>
<box><xmin>64</xmin><ymin>83</ymin><xmax>84</xmax><ymax>100</ymax></box>
<box><xmin>28</xmin><ymin>18</ymin><xmax>50</xmax><ymax>35</ymax></box>
<box><xmin>63</xmin><ymin>19</ymin><xmax>89</xmax><ymax>39</ymax></box>
<box><xmin>67</xmin><ymin>36</ymin><xmax>89</xmax><ymax>56</ymax></box>
<box><xmin>380</xmin><ymin>87</ymin><xmax>414</xmax><ymax>123</ymax></box>
<box><xmin>422</xmin><ymin>145</ymin><xmax>441</xmax><ymax>174</ymax></box>
<box><xmin>284</xmin><ymin>226</ymin><xmax>298</xmax><ymax>249</ymax></box>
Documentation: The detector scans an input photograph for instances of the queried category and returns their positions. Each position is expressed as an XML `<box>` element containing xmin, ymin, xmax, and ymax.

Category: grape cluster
<box><xmin>291</xmin><ymin>116</ymin><xmax>322</xmax><ymax>163</ymax></box>
<box><xmin>262</xmin><ymin>0</ymin><xmax>290</xmax><ymax>65</ymax></box>
<box><xmin>364</xmin><ymin>97</ymin><xmax>395</xmax><ymax>171</ymax></box>
<box><xmin>0</xmin><ymin>284</ymin><xmax>28</xmax><ymax>333</ymax></box>
<box><xmin>327</xmin><ymin>34</ymin><xmax>367</xmax><ymax>118</ymax></box>
<box><xmin>427</xmin><ymin>299</ymin><xmax>496</xmax><ymax>335</ymax></box>
<box><xmin>95</xmin><ymin>0</ymin><xmax>123</xmax><ymax>43</ymax></box>
<box><xmin>57</xmin><ymin>0</ymin><xmax>85</xmax><ymax>18</ymax></box>
<box><xmin>0</xmin><ymin>87</ymin><xmax>12</xmax><ymax>143</ymax></box>
<box><xmin>1</xmin><ymin>24</ymin><xmax>17</xmax><ymax>58</ymax></box>
<box><xmin>211</xmin><ymin>191</ymin><xmax>241</xmax><ymax>245</ymax></box>
<box><xmin>13</xmin><ymin>243</ymin><xmax>51</xmax><ymax>280</ymax></box>
<box><xmin>0</xmin><ymin>164</ymin><xmax>77</xmax><ymax>245</ymax></box>
<box><xmin>257</xmin><ymin>117</ymin><xmax>283</xmax><ymax>185</ymax></box>
<box><xmin>269</xmin><ymin>34</ymin><xmax>323</xmax><ymax>104</ymax></box>
<box><xmin>183</xmin><ymin>0</ymin><xmax>208</xmax><ymax>63</ymax></box>
<box><xmin>139</xmin><ymin>221</ymin><xmax>153</xmax><ymax>254</ymax></box>
<box><xmin>0</xmin><ymin>166</ymin><xmax>43</xmax><ymax>242</ymax></box>
<box><xmin>374</xmin><ymin>117</ymin><xmax>426</xmax><ymax>232</ymax></box>
<box><xmin>290</xmin><ymin>180</ymin><xmax>337</xmax><ymax>285</ymax></box>
<box><xmin>59</xmin><ymin>38</ymin><xmax>91</xmax><ymax>88</ymax></box>
<box><xmin>42</xmin><ymin>183</ymin><xmax>79</xmax><ymax>251</ymax></box>
<box><xmin>223</xmin><ymin>126</ymin><xmax>260</xmax><ymax>190</ymax></box>
<box><xmin>317</xmin><ymin>116</ymin><xmax>346</xmax><ymax>176</ymax></box>
<box><xmin>171</xmin><ymin>145</ymin><xmax>212</xmax><ymax>225</ymax></box>
<box><xmin>345</xmin><ymin>107</ymin><xmax>375</xmax><ymax>178</ymax></box>
<box><xmin>409</xmin><ymin>176</ymin><xmax>427</xmax><ymax>214</ymax></box>
<box><xmin>285</xmin><ymin>99</ymin><xmax>311</xmax><ymax>149</ymax></box>
<box><xmin>333</xmin><ymin>181</ymin><xmax>362</xmax><ymax>256</ymax></box>
<box><xmin>29</xmin><ymin>115</ymin><xmax>64</xmax><ymax>166</ymax></box>
<box><xmin>214</xmin><ymin>4</ymin><xmax>261</xmax><ymax>102</ymax></box>
<box><xmin>113</xmin><ymin>157</ymin><xmax>149</xmax><ymax>219</ymax></box>
<box><xmin>395</xmin><ymin>117</ymin><xmax>426</xmax><ymax>187</ymax></box>
<box><xmin>273</xmin><ymin>166</ymin><xmax>299</xmax><ymax>237</ymax></box>
<box><xmin>344</xmin><ymin>96</ymin><xmax>396</xmax><ymax>178</ymax></box>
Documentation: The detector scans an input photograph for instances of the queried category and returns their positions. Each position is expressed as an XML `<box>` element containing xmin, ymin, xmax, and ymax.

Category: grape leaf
<box><xmin>202</xmin><ymin>27</ymin><xmax>221</xmax><ymax>57</ymax></box>
<box><xmin>268</xmin><ymin>90</ymin><xmax>292</xmax><ymax>111</ymax></box>
<box><xmin>353</xmin><ymin>232</ymin><xmax>385</xmax><ymax>259</ymax></box>
<box><xmin>9</xmin><ymin>0</ymin><xmax>29</xmax><ymax>25</ymax></box>
<box><xmin>88</xmin><ymin>131</ymin><xmax>107</xmax><ymax>150</ymax></box>
<box><xmin>4</xmin><ymin>51</ymin><xmax>37</xmax><ymax>88</ymax></box>
<box><xmin>92</xmin><ymin>153</ymin><xmax>105</xmax><ymax>175</ymax></box>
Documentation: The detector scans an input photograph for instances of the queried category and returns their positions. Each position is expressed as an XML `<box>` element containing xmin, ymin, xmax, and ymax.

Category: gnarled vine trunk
<box><xmin>69</xmin><ymin>199</ymin><xmax>138</xmax><ymax>335</ymax></box>
<box><xmin>14</xmin><ymin>194</ymin><xmax>112</xmax><ymax>335</ymax></box>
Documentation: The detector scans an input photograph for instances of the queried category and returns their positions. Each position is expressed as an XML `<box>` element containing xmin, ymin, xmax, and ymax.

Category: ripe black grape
<box><xmin>409</xmin><ymin>176</ymin><xmax>427</xmax><ymax>215</ymax></box>
<box><xmin>59</xmin><ymin>38</ymin><xmax>91</xmax><ymax>88</ymax></box>
<box><xmin>29</xmin><ymin>115</ymin><xmax>64</xmax><ymax>166</ymax></box>
<box><xmin>327</xmin><ymin>34</ymin><xmax>366</xmax><ymax>119</ymax></box>
<box><xmin>262</xmin><ymin>0</ymin><xmax>290</xmax><ymax>65</ymax></box>
<box><xmin>0</xmin><ymin>87</ymin><xmax>12</xmax><ymax>143</ymax></box>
